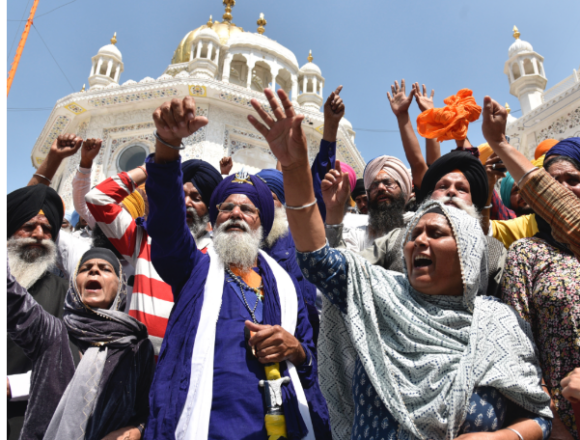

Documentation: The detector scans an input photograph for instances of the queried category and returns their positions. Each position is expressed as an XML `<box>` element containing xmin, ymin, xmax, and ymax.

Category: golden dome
<box><xmin>171</xmin><ymin>21</ymin><xmax>244</xmax><ymax>64</ymax></box>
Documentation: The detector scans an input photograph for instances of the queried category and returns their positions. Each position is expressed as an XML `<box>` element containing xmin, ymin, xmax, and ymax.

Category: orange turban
<box><xmin>534</xmin><ymin>139</ymin><xmax>558</xmax><ymax>160</ymax></box>
<box><xmin>417</xmin><ymin>89</ymin><xmax>482</xmax><ymax>142</ymax></box>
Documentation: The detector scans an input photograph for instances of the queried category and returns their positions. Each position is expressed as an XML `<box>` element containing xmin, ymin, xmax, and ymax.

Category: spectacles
<box><xmin>369</xmin><ymin>178</ymin><xmax>399</xmax><ymax>192</ymax></box>
<box><xmin>216</xmin><ymin>202</ymin><xmax>260</xmax><ymax>218</ymax></box>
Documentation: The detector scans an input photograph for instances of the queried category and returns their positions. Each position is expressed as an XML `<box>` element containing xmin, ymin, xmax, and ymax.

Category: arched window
<box><xmin>99</xmin><ymin>61</ymin><xmax>108</xmax><ymax>75</ymax></box>
<box><xmin>512</xmin><ymin>63</ymin><xmax>521</xmax><ymax>80</ymax></box>
<box><xmin>523</xmin><ymin>59</ymin><xmax>534</xmax><ymax>75</ymax></box>
<box><xmin>117</xmin><ymin>144</ymin><xmax>148</xmax><ymax>172</ymax></box>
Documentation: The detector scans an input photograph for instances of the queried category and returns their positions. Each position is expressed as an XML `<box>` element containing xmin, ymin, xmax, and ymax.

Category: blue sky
<box><xmin>7</xmin><ymin>0</ymin><xmax>579</xmax><ymax>192</ymax></box>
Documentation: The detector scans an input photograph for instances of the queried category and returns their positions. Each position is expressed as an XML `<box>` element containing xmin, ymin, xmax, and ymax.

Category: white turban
<box><xmin>363</xmin><ymin>156</ymin><xmax>412</xmax><ymax>202</ymax></box>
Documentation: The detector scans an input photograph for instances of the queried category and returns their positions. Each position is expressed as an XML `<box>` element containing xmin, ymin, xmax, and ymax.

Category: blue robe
<box><xmin>311</xmin><ymin>139</ymin><xmax>336</xmax><ymax>223</ymax></box>
<box><xmin>143</xmin><ymin>156</ymin><xmax>331</xmax><ymax>440</ymax></box>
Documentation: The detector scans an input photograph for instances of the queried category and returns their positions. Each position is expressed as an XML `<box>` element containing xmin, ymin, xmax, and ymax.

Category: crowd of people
<box><xmin>6</xmin><ymin>79</ymin><xmax>580</xmax><ymax>440</ymax></box>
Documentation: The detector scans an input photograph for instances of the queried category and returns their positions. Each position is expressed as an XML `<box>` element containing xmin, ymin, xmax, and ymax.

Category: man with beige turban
<box><xmin>324</xmin><ymin>155</ymin><xmax>413</xmax><ymax>253</ymax></box>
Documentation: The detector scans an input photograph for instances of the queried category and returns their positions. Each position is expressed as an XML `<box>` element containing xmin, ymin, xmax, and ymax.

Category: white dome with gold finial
<box><xmin>299</xmin><ymin>50</ymin><xmax>322</xmax><ymax>76</ymax></box>
<box><xmin>98</xmin><ymin>32</ymin><xmax>123</xmax><ymax>61</ymax></box>
<box><xmin>508</xmin><ymin>26</ymin><xmax>533</xmax><ymax>58</ymax></box>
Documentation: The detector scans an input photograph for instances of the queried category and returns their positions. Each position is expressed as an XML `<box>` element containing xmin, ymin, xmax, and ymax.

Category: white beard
<box><xmin>264</xmin><ymin>207</ymin><xmax>289</xmax><ymax>248</ymax></box>
<box><xmin>187</xmin><ymin>207</ymin><xmax>210</xmax><ymax>240</ymax></box>
<box><xmin>213</xmin><ymin>219</ymin><xmax>263</xmax><ymax>273</ymax></box>
<box><xmin>434</xmin><ymin>196</ymin><xmax>482</xmax><ymax>223</ymax></box>
<box><xmin>7</xmin><ymin>237</ymin><xmax>57</xmax><ymax>289</ymax></box>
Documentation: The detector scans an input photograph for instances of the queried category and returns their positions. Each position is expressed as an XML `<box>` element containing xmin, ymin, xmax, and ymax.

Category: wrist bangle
<box><xmin>33</xmin><ymin>173</ymin><xmax>52</xmax><ymax>184</ymax></box>
<box><xmin>483</xmin><ymin>204</ymin><xmax>493</xmax><ymax>210</ymax></box>
<box><xmin>506</xmin><ymin>427</ymin><xmax>524</xmax><ymax>440</ymax></box>
<box><xmin>77</xmin><ymin>165</ymin><xmax>91</xmax><ymax>175</ymax></box>
<box><xmin>153</xmin><ymin>131</ymin><xmax>185</xmax><ymax>150</ymax></box>
<box><xmin>284</xmin><ymin>199</ymin><xmax>317</xmax><ymax>211</ymax></box>
<box><xmin>138</xmin><ymin>165</ymin><xmax>148</xmax><ymax>177</ymax></box>
<box><xmin>517</xmin><ymin>167</ymin><xmax>539</xmax><ymax>187</ymax></box>
<box><xmin>137</xmin><ymin>423</ymin><xmax>145</xmax><ymax>435</ymax></box>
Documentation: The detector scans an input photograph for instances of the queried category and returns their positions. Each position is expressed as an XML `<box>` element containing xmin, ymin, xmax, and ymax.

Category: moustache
<box><xmin>220</xmin><ymin>219</ymin><xmax>251</xmax><ymax>233</ymax></box>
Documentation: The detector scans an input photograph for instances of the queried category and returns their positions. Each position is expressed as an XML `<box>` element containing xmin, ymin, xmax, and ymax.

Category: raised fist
<box><xmin>482</xmin><ymin>96</ymin><xmax>508</xmax><ymax>146</ymax></box>
<box><xmin>220</xmin><ymin>157</ymin><xmax>233</xmax><ymax>175</ymax></box>
<box><xmin>50</xmin><ymin>133</ymin><xmax>83</xmax><ymax>160</ymax></box>
<box><xmin>152</xmin><ymin>96</ymin><xmax>208</xmax><ymax>146</ymax></box>
<box><xmin>81</xmin><ymin>138</ymin><xmax>103</xmax><ymax>163</ymax></box>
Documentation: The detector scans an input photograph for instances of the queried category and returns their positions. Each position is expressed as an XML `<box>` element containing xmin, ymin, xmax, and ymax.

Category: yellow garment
<box><xmin>263</xmin><ymin>363</ymin><xmax>288</xmax><ymax>440</ymax></box>
<box><xmin>478</xmin><ymin>143</ymin><xmax>493</xmax><ymax>165</ymax></box>
<box><xmin>532</xmin><ymin>154</ymin><xmax>545</xmax><ymax>168</ymax></box>
<box><xmin>122</xmin><ymin>190</ymin><xmax>145</xmax><ymax>219</ymax></box>
<box><xmin>491</xmin><ymin>213</ymin><xmax>539</xmax><ymax>249</ymax></box>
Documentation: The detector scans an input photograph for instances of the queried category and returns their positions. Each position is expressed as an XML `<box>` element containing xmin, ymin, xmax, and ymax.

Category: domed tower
<box><xmin>503</xmin><ymin>26</ymin><xmax>547</xmax><ymax>115</ymax></box>
<box><xmin>188</xmin><ymin>17</ymin><xmax>221</xmax><ymax>78</ymax></box>
<box><xmin>297</xmin><ymin>51</ymin><xmax>324</xmax><ymax>110</ymax></box>
<box><xmin>88</xmin><ymin>33</ymin><xmax>124</xmax><ymax>89</ymax></box>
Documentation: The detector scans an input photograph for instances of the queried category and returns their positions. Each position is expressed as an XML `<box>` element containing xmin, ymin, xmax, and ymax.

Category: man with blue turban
<box><xmin>257</xmin><ymin>169</ymin><xmax>320</xmax><ymax>341</ymax></box>
<box><xmin>144</xmin><ymin>96</ymin><xmax>331</xmax><ymax>440</ymax></box>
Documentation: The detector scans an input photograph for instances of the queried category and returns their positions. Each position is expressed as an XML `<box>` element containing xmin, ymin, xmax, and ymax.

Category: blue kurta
<box><xmin>143</xmin><ymin>155</ymin><xmax>331</xmax><ymax>440</ymax></box>
<box><xmin>311</xmin><ymin>139</ymin><xmax>336</xmax><ymax>222</ymax></box>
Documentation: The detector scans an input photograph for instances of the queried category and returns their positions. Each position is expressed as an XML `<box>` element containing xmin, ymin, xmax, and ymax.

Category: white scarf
<box><xmin>175</xmin><ymin>248</ymin><xmax>315</xmax><ymax>440</ymax></box>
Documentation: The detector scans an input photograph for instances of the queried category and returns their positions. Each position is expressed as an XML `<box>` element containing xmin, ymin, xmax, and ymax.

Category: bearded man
<box><xmin>86</xmin><ymin>154</ymin><xmax>222</xmax><ymax>357</ymax></box>
<box><xmin>6</xmin><ymin>185</ymin><xmax>75</xmax><ymax>439</ymax></box>
<box><xmin>257</xmin><ymin>168</ymin><xmax>320</xmax><ymax>341</ymax></box>
<box><xmin>325</xmin><ymin>155</ymin><xmax>413</xmax><ymax>252</ymax></box>
<box><xmin>143</xmin><ymin>96</ymin><xmax>331</xmax><ymax>440</ymax></box>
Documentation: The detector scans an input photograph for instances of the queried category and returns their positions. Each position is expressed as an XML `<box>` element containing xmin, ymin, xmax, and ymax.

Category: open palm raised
<box><xmin>248</xmin><ymin>88</ymin><xmax>308</xmax><ymax>170</ymax></box>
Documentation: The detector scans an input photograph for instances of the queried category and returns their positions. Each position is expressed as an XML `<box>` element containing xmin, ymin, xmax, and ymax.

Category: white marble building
<box><xmin>30</xmin><ymin>4</ymin><xmax>364</xmax><ymax>209</ymax></box>
<box><xmin>504</xmin><ymin>26</ymin><xmax>580</xmax><ymax>158</ymax></box>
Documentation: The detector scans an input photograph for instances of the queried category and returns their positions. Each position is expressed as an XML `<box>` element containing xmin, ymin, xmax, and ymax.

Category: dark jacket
<box><xmin>7</xmin><ymin>272</ymin><xmax>76</xmax><ymax>440</ymax></box>
<box><xmin>7</xmin><ymin>269</ymin><xmax>155</xmax><ymax>440</ymax></box>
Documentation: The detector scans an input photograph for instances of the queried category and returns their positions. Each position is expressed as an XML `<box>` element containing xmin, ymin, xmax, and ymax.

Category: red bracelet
<box><xmin>138</xmin><ymin>165</ymin><xmax>148</xmax><ymax>177</ymax></box>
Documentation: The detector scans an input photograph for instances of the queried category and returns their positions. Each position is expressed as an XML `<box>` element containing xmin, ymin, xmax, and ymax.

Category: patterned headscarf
<box><xmin>319</xmin><ymin>200</ymin><xmax>551</xmax><ymax>440</ymax></box>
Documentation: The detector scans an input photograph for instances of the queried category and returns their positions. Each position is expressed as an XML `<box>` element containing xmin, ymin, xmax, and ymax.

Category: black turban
<box><xmin>181</xmin><ymin>159</ymin><xmax>223</xmax><ymax>208</ymax></box>
<box><xmin>78</xmin><ymin>248</ymin><xmax>121</xmax><ymax>277</ymax></box>
<box><xmin>351</xmin><ymin>178</ymin><xmax>366</xmax><ymax>199</ymax></box>
<box><xmin>418</xmin><ymin>150</ymin><xmax>489</xmax><ymax>211</ymax></box>
<box><xmin>7</xmin><ymin>185</ymin><xmax>64</xmax><ymax>241</ymax></box>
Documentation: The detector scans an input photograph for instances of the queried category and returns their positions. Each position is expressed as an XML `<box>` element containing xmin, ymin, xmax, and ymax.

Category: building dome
<box><xmin>508</xmin><ymin>26</ymin><xmax>533</xmax><ymax>58</ymax></box>
<box><xmin>172</xmin><ymin>22</ymin><xmax>243</xmax><ymax>64</ymax></box>
<box><xmin>197</xmin><ymin>26</ymin><xmax>220</xmax><ymax>43</ymax></box>
<box><xmin>299</xmin><ymin>51</ymin><xmax>322</xmax><ymax>75</ymax></box>
<box><xmin>97</xmin><ymin>33</ymin><xmax>122</xmax><ymax>61</ymax></box>
<box><xmin>98</xmin><ymin>43</ymin><xmax>122</xmax><ymax>60</ymax></box>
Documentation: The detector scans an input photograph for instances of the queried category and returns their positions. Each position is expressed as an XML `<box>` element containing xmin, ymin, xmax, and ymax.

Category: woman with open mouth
<box><xmin>7</xmin><ymin>247</ymin><xmax>154</xmax><ymax>440</ymax></box>
<box><xmin>248</xmin><ymin>87</ymin><xmax>553</xmax><ymax>440</ymax></box>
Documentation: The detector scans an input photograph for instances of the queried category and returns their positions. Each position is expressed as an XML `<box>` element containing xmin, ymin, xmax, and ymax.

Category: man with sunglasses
<box><xmin>143</xmin><ymin>96</ymin><xmax>331</xmax><ymax>440</ymax></box>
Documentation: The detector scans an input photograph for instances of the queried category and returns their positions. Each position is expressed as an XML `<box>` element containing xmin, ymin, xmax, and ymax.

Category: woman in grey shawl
<box><xmin>247</xmin><ymin>87</ymin><xmax>553</xmax><ymax>440</ymax></box>
<box><xmin>7</xmin><ymin>248</ymin><xmax>154</xmax><ymax>440</ymax></box>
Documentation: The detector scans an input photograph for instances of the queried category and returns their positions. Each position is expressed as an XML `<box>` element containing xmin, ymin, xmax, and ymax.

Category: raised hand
<box><xmin>321</xmin><ymin>160</ymin><xmax>351</xmax><ymax>225</ymax></box>
<box><xmin>219</xmin><ymin>156</ymin><xmax>233</xmax><ymax>175</ymax></box>
<box><xmin>80</xmin><ymin>138</ymin><xmax>103</xmax><ymax>168</ymax></box>
<box><xmin>323</xmin><ymin>85</ymin><xmax>345</xmax><ymax>142</ymax></box>
<box><xmin>482</xmin><ymin>96</ymin><xmax>508</xmax><ymax>146</ymax></box>
<box><xmin>484</xmin><ymin>153</ymin><xmax>506</xmax><ymax>191</ymax></box>
<box><xmin>248</xmin><ymin>88</ymin><xmax>307</xmax><ymax>170</ymax></box>
<box><xmin>49</xmin><ymin>133</ymin><xmax>83</xmax><ymax>160</ymax></box>
<box><xmin>387</xmin><ymin>79</ymin><xmax>415</xmax><ymax>117</ymax></box>
<box><xmin>152</xmin><ymin>96</ymin><xmax>208</xmax><ymax>146</ymax></box>
<box><xmin>413</xmin><ymin>83</ymin><xmax>435</xmax><ymax>112</ymax></box>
